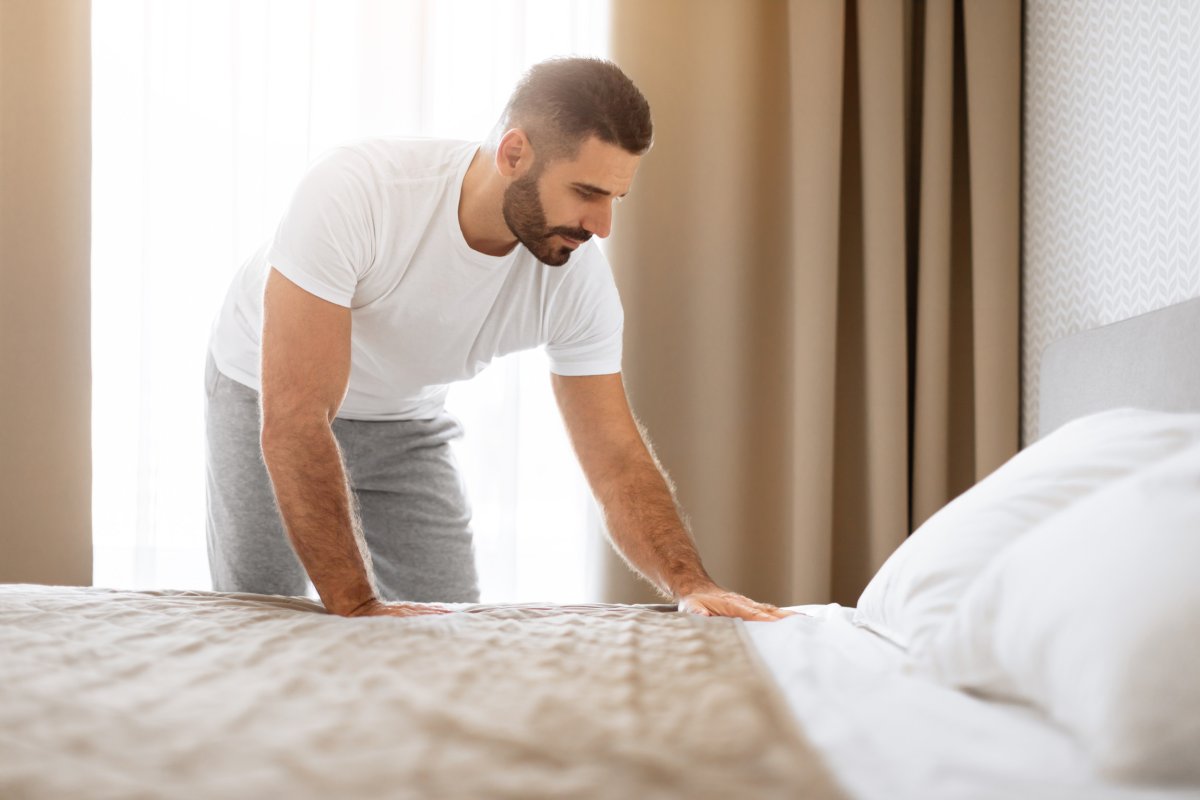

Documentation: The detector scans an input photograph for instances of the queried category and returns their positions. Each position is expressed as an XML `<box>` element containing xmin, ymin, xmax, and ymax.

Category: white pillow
<box><xmin>921</xmin><ymin>441</ymin><xmax>1200</xmax><ymax>784</ymax></box>
<box><xmin>854</xmin><ymin>408</ymin><xmax>1200</xmax><ymax>650</ymax></box>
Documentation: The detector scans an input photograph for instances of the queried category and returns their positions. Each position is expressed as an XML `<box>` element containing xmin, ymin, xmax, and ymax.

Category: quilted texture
<box><xmin>0</xmin><ymin>586</ymin><xmax>842</xmax><ymax>800</ymax></box>
<box><xmin>1023</xmin><ymin>1</ymin><xmax>1200</xmax><ymax>443</ymax></box>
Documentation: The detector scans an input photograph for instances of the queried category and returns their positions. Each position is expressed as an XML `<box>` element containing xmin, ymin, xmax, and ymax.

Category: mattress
<box><xmin>4</xmin><ymin>585</ymin><xmax>1193</xmax><ymax>800</ymax></box>
<box><xmin>746</xmin><ymin>605</ymin><xmax>1199</xmax><ymax>800</ymax></box>
<box><xmin>0</xmin><ymin>585</ymin><xmax>842</xmax><ymax>800</ymax></box>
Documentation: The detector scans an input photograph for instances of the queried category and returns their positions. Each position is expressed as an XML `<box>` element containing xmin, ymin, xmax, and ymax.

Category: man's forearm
<box><xmin>594</xmin><ymin>452</ymin><xmax>715</xmax><ymax>600</ymax></box>
<box><xmin>260</xmin><ymin>422</ymin><xmax>377</xmax><ymax>615</ymax></box>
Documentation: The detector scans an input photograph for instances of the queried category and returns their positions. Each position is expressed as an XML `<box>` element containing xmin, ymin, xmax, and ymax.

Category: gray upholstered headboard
<box><xmin>1038</xmin><ymin>297</ymin><xmax>1200</xmax><ymax>439</ymax></box>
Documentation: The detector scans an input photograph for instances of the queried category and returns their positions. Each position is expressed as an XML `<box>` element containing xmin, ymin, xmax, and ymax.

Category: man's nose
<box><xmin>582</xmin><ymin>202</ymin><xmax>613</xmax><ymax>239</ymax></box>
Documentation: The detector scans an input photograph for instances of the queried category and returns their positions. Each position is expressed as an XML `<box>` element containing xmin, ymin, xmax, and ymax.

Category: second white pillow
<box><xmin>853</xmin><ymin>408</ymin><xmax>1200</xmax><ymax>651</ymax></box>
<box><xmin>920</xmin><ymin>441</ymin><xmax>1200</xmax><ymax>784</ymax></box>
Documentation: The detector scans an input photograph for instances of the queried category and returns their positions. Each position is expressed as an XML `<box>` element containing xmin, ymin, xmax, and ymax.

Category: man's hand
<box><xmin>678</xmin><ymin>586</ymin><xmax>795</xmax><ymax>621</ymax></box>
<box><xmin>343</xmin><ymin>599</ymin><xmax>452</xmax><ymax>618</ymax></box>
<box><xmin>552</xmin><ymin>374</ymin><xmax>798</xmax><ymax>620</ymax></box>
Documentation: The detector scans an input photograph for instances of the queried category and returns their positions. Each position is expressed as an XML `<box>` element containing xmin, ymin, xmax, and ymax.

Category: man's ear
<box><xmin>495</xmin><ymin>128</ymin><xmax>533</xmax><ymax>178</ymax></box>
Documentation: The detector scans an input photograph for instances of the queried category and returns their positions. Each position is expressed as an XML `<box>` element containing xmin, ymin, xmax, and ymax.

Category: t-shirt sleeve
<box><xmin>544</xmin><ymin>246</ymin><xmax>624</xmax><ymax>376</ymax></box>
<box><xmin>265</xmin><ymin>148</ymin><xmax>376</xmax><ymax>308</ymax></box>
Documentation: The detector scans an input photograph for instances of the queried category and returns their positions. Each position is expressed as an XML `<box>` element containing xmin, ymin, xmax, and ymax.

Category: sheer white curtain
<box><xmin>91</xmin><ymin>0</ymin><xmax>612</xmax><ymax>602</ymax></box>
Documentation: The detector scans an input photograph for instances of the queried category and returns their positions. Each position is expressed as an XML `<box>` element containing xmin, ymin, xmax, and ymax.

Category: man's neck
<box><xmin>458</xmin><ymin>147</ymin><xmax>519</xmax><ymax>257</ymax></box>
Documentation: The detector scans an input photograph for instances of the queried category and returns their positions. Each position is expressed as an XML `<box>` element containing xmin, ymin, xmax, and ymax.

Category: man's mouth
<box><xmin>550</xmin><ymin>228</ymin><xmax>591</xmax><ymax>247</ymax></box>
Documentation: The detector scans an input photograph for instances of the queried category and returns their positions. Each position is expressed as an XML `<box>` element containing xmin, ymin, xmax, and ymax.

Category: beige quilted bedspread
<box><xmin>0</xmin><ymin>585</ymin><xmax>845</xmax><ymax>799</ymax></box>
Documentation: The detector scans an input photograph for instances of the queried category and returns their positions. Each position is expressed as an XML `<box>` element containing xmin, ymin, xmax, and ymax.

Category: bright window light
<box><xmin>91</xmin><ymin>0</ymin><xmax>612</xmax><ymax>602</ymax></box>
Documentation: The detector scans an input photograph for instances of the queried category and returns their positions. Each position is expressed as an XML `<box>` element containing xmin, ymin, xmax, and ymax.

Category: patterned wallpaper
<box><xmin>1023</xmin><ymin>1</ymin><xmax>1200</xmax><ymax>442</ymax></box>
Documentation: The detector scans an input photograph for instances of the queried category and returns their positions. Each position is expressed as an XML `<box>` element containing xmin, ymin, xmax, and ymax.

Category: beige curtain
<box><xmin>0</xmin><ymin>0</ymin><xmax>92</xmax><ymax>584</ymax></box>
<box><xmin>604</xmin><ymin>0</ymin><xmax>1020</xmax><ymax>606</ymax></box>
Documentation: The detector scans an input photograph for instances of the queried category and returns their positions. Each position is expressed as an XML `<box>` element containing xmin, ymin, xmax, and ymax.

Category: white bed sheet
<box><xmin>745</xmin><ymin>604</ymin><xmax>1200</xmax><ymax>800</ymax></box>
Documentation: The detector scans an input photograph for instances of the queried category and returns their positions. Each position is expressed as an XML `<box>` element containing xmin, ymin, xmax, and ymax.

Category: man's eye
<box><xmin>575</xmin><ymin>189</ymin><xmax>595</xmax><ymax>199</ymax></box>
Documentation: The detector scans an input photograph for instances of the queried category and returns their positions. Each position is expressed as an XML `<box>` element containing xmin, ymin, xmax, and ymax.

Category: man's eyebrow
<box><xmin>571</xmin><ymin>182</ymin><xmax>629</xmax><ymax>198</ymax></box>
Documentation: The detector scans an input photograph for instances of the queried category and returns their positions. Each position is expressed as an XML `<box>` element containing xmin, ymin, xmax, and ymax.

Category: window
<box><xmin>91</xmin><ymin>0</ymin><xmax>612</xmax><ymax>602</ymax></box>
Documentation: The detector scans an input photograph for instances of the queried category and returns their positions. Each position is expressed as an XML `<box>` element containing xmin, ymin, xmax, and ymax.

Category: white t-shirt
<box><xmin>209</xmin><ymin>138</ymin><xmax>624</xmax><ymax>421</ymax></box>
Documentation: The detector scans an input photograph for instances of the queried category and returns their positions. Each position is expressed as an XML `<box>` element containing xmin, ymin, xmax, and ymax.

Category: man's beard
<box><xmin>502</xmin><ymin>171</ymin><xmax>591</xmax><ymax>267</ymax></box>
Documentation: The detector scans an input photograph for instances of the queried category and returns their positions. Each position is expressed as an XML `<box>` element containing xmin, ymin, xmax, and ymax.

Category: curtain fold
<box><xmin>0</xmin><ymin>0</ymin><xmax>93</xmax><ymax>585</ymax></box>
<box><xmin>606</xmin><ymin>0</ymin><xmax>1020</xmax><ymax>605</ymax></box>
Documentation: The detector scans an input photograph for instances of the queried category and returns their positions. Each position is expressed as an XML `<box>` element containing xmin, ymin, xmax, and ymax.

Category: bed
<box><xmin>3</xmin><ymin>299</ymin><xmax>1200</xmax><ymax>799</ymax></box>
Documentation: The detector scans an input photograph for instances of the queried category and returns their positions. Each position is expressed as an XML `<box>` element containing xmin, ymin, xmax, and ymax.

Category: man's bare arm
<box><xmin>551</xmin><ymin>372</ymin><xmax>790</xmax><ymax>621</ymax></box>
<box><xmin>259</xmin><ymin>268</ymin><xmax>444</xmax><ymax>618</ymax></box>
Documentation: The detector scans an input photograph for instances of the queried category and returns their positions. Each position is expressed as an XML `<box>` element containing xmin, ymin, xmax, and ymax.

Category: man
<box><xmin>206</xmin><ymin>57</ymin><xmax>786</xmax><ymax>622</ymax></box>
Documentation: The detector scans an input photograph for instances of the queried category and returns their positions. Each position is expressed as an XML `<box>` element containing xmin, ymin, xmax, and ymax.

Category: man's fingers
<box><xmin>715</xmin><ymin>596</ymin><xmax>776</xmax><ymax>621</ymax></box>
<box><xmin>723</xmin><ymin>604</ymin><xmax>774</xmax><ymax>622</ymax></box>
<box><xmin>680</xmin><ymin>591</ymin><xmax>798</xmax><ymax>622</ymax></box>
<box><xmin>753</xmin><ymin>602</ymin><xmax>795</xmax><ymax>620</ymax></box>
<box><xmin>373</xmin><ymin>603</ymin><xmax>452</xmax><ymax>618</ymax></box>
<box><xmin>678</xmin><ymin>597</ymin><xmax>712</xmax><ymax>616</ymax></box>
<box><xmin>400</xmin><ymin>605</ymin><xmax>451</xmax><ymax>616</ymax></box>
<box><xmin>747</xmin><ymin>605</ymin><xmax>782</xmax><ymax>621</ymax></box>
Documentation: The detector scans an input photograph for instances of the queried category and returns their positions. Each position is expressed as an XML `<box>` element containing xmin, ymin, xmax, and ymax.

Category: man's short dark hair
<box><xmin>500</xmin><ymin>57</ymin><xmax>653</xmax><ymax>163</ymax></box>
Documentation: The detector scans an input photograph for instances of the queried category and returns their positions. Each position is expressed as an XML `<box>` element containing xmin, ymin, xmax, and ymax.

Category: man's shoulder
<box><xmin>561</xmin><ymin>240</ymin><xmax>612</xmax><ymax>279</ymax></box>
<box><xmin>540</xmin><ymin>241</ymin><xmax>619</xmax><ymax>305</ymax></box>
<box><xmin>322</xmin><ymin>137</ymin><xmax>478</xmax><ymax>184</ymax></box>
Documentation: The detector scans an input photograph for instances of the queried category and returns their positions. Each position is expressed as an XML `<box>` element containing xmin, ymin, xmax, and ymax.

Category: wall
<box><xmin>0</xmin><ymin>0</ymin><xmax>92</xmax><ymax>584</ymax></box>
<box><xmin>1023</xmin><ymin>2</ymin><xmax>1200</xmax><ymax>442</ymax></box>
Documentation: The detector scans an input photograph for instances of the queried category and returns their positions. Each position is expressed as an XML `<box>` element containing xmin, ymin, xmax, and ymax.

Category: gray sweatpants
<box><xmin>204</xmin><ymin>352</ymin><xmax>480</xmax><ymax>603</ymax></box>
